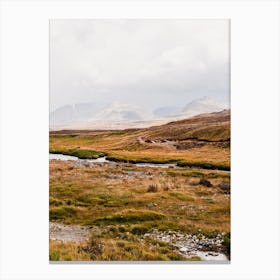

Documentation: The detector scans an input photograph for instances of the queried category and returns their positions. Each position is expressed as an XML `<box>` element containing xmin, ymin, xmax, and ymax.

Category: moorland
<box><xmin>49</xmin><ymin>110</ymin><xmax>230</xmax><ymax>261</ymax></box>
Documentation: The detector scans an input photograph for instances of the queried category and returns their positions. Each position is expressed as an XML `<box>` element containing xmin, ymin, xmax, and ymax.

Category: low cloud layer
<box><xmin>50</xmin><ymin>19</ymin><xmax>229</xmax><ymax>112</ymax></box>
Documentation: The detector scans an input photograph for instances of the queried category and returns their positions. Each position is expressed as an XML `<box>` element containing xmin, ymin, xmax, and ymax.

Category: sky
<box><xmin>50</xmin><ymin>19</ymin><xmax>230</xmax><ymax>113</ymax></box>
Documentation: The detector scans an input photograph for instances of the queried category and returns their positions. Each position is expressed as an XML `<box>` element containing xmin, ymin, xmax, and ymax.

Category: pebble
<box><xmin>143</xmin><ymin>229</ymin><xmax>227</xmax><ymax>261</ymax></box>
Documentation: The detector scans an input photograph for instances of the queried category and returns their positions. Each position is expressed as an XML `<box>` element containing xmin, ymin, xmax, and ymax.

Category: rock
<box><xmin>127</xmin><ymin>172</ymin><xmax>136</xmax><ymax>177</ymax></box>
<box><xmin>179</xmin><ymin>247</ymin><xmax>188</xmax><ymax>253</ymax></box>
<box><xmin>199</xmin><ymin>178</ymin><xmax>212</xmax><ymax>187</ymax></box>
<box><xmin>217</xmin><ymin>183</ymin><xmax>230</xmax><ymax>193</ymax></box>
<box><xmin>146</xmin><ymin>203</ymin><xmax>157</xmax><ymax>209</ymax></box>
<box><xmin>207</xmin><ymin>252</ymin><xmax>219</xmax><ymax>256</ymax></box>
<box><xmin>217</xmin><ymin>182</ymin><xmax>230</xmax><ymax>189</ymax></box>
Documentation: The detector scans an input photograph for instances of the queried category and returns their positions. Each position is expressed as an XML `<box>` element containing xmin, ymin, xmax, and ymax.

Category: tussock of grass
<box><xmin>93</xmin><ymin>210</ymin><xmax>166</xmax><ymax>225</ymax></box>
<box><xmin>49</xmin><ymin>241</ymin><xmax>91</xmax><ymax>261</ymax></box>
<box><xmin>177</xmin><ymin>160</ymin><xmax>230</xmax><ymax>171</ymax></box>
<box><xmin>168</xmin><ymin>192</ymin><xmax>194</xmax><ymax>202</ymax></box>
<box><xmin>49</xmin><ymin>206</ymin><xmax>77</xmax><ymax>220</ymax></box>
<box><xmin>106</xmin><ymin>154</ymin><xmax>177</xmax><ymax>165</ymax></box>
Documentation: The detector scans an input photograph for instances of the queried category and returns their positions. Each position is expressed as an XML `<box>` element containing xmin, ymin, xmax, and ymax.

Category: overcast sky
<box><xmin>50</xmin><ymin>19</ymin><xmax>230</xmax><ymax>112</ymax></box>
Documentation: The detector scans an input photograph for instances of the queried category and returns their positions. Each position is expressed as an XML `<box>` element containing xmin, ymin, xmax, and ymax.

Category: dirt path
<box><xmin>137</xmin><ymin>136</ymin><xmax>177</xmax><ymax>149</ymax></box>
<box><xmin>49</xmin><ymin>222</ymin><xmax>100</xmax><ymax>242</ymax></box>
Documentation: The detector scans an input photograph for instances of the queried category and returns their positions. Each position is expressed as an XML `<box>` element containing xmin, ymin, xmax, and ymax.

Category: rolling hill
<box><xmin>50</xmin><ymin>110</ymin><xmax>230</xmax><ymax>170</ymax></box>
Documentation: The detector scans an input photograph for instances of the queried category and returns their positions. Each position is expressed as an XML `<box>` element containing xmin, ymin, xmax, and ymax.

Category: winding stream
<box><xmin>49</xmin><ymin>153</ymin><xmax>109</xmax><ymax>162</ymax></box>
<box><xmin>49</xmin><ymin>153</ymin><xmax>177</xmax><ymax>168</ymax></box>
<box><xmin>49</xmin><ymin>153</ymin><xmax>230</xmax><ymax>172</ymax></box>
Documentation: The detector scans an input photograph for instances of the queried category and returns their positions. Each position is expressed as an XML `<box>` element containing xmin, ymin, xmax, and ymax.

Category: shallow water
<box><xmin>49</xmin><ymin>153</ymin><xmax>229</xmax><ymax>173</ymax></box>
<box><xmin>49</xmin><ymin>153</ymin><xmax>175</xmax><ymax>167</ymax></box>
<box><xmin>49</xmin><ymin>153</ymin><xmax>109</xmax><ymax>163</ymax></box>
<box><xmin>49</xmin><ymin>153</ymin><xmax>79</xmax><ymax>161</ymax></box>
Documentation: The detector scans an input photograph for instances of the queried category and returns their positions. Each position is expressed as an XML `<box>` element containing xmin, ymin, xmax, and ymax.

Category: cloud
<box><xmin>50</xmin><ymin>19</ymin><xmax>229</xmax><ymax>111</ymax></box>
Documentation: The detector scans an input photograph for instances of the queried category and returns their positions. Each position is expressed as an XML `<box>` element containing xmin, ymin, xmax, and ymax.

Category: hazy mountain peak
<box><xmin>182</xmin><ymin>96</ymin><xmax>226</xmax><ymax>116</ymax></box>
<box><xmin>93</xmin><ymin>102</ymin><xmax>152</xmax><ymax>121</ymax></box>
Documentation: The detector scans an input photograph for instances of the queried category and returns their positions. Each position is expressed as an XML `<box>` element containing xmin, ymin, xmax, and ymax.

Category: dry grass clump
<box><xmin>147</xmin><ymin>184</ymin><xmax>158</xmax><ymax>193</ymax></box>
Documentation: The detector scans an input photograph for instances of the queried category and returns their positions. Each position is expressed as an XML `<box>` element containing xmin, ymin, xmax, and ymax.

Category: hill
<box><xmin>142</xmin><ymin>109</ymin><xmax>230</xmax><ymax>142</ymax></box>
<box><xmin>50</xmin><ymin>110</ymin><xmax>230</xmax><ymax>170</ymax></box>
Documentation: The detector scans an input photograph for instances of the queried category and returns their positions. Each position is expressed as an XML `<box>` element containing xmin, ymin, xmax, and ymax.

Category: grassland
<box><xmin>49</xmin><ymin>110</ymin><xmax>230</xmax><ymax>261</ymax></box>
<box><xmin>50</xmin><ymin>110</ymin><xmax>230</xmax><ymax>170</ymax></box>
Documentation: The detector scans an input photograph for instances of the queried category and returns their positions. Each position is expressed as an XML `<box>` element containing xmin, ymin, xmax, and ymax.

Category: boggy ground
<box><xmin>49</xmin><ymin>160</ymin><xmax>230</xmax><ymax>261</ymax></box>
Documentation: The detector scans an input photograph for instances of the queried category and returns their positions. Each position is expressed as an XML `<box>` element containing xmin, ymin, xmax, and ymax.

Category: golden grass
<box><xmin>50</xmin><ymin>160</ymin><xmax>230</xmax><ymax>233</ymax></box>
<box><xmin>49</xmin><ymin>240</ymin><xmax>91</xmax><ymax>261</ymax></box>
<box><xmin>50</xmin><ymin>233</ymin><xmax>199</xmax><ymax>261</ymax></box>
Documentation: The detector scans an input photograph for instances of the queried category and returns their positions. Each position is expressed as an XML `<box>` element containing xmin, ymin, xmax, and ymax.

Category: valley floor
<box><xmin>49</xmin><ymin>159</ymin><xmax>230</xmax><ymax>261</ymax></box>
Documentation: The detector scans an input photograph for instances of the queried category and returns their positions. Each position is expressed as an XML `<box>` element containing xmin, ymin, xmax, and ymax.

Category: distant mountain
<box><xmin>50</xmin><ymin>105</ymin><xmax>74</xmax><ymax>126</ymax></box>
<box><xmin>50</xmin><ymin>102</ymin><xmax>105</xmax><ymax>127</ymax></box>
<box><xmin>153</xmin><ymin>106</ymin><xmax>181</xmax><ymax>117</ymax></box>
<box><xmin>182</xmin><ymin>96</ymin><xmax>226</xmax><ymax>116</ymax></box>
<box><xmin>49</xmin><ymin>97</ymin><xmax>229</xmax><ymax>130</ymax></box>
<box><xmin>92</xmin><ymin>102</ymin><xmax>152</xmax><ymax>122</ymax></box>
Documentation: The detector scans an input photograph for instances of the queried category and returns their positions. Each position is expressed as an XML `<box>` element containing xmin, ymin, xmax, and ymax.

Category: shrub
<box><xmin>49</xmin><ymin>206</ymin><xmax>77</xmax><ymax>220</ymax></box>
<box><xmin>83</xmin><ymin>236</ymin><xmax>104</xmax><ymax>258</ymax></box>
<box><xmin>118</xmin><ymin>226</ymin><xmax>126</xmax><ymax>233</ymax></box>
<box><xmin>222</xmin><ymin>233</ymin><xmax>231</xmax><ymax>258</ymax></box>
<box><xmin>49</xmin><ymin>251</ymin><xmax>60</xmax><ymax>261</ymax></box>
<box><xmin>147</xmin><ymin>184</ymin><xmax>158</xmax><ymax>193</ymax></box>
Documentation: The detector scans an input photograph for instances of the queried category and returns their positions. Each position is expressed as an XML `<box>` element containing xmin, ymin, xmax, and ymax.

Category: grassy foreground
<box><xmin>49</xmin><ymin>160</ymin><xmax>230</xmax><ymax>261</ymax></box>
<box><xmin>49</xmin><ymin>111</ymin><xmax>230</xmax><ymax>261</ymax></box>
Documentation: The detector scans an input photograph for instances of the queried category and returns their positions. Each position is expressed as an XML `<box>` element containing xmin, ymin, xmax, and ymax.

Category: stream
<box><xmin>49</xmin><ymin>153</ymin><xmax>178</xmax><ymax>168</ymax></box>
<box><xmin>49</xmin><ymin>153</ymin><xmax>230</xmax><ymax>172</ymax></box>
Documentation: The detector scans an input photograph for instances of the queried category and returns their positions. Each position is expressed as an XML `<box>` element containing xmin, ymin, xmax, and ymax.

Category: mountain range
<box><xmin>50</xmin><ymin>96</ymin><xmax>228</xmax><ymax>130</ymax></box>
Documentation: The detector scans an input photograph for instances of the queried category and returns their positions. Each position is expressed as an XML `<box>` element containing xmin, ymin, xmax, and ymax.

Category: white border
<box><xmin>0</xmin><ymin>1</ymin><xmax>279</xmax><ymax>279</ymax></box>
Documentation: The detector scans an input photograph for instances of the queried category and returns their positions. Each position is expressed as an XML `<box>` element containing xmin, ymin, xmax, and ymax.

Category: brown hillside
<box><xmin>141</xmin><ymin>110</ymin><xmax>230</xmax><ymax>142</ymax></box>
